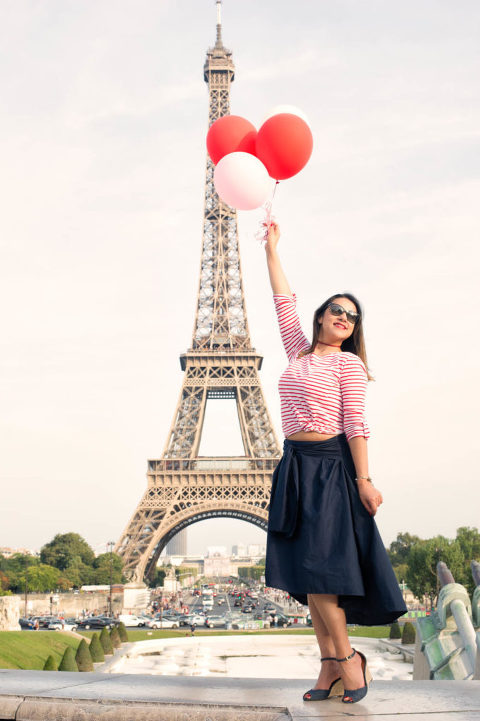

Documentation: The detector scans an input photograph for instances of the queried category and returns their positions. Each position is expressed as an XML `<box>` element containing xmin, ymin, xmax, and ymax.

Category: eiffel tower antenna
<box><xmin>216</xmin><ymin>0</ymin><xmax>222</xmax><ymax>44</ymax></box>
<box><xmin>115</xmin><ymin>3</ymin><xmax>281</xmax><ymax>583</ymax></box>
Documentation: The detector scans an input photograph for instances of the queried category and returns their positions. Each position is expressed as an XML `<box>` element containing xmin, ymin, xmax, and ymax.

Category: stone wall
<box><xmin>22</xmin><ymin>592</ymin><xmax>124</xmax><ymax>618</ymax></box>
<box><xmin>0</xmin><ymin>596</ymin><xmax>21</xmax><ymax>631</ymax></box>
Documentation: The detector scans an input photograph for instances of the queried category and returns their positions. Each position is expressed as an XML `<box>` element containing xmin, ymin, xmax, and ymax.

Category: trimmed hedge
<box><xmin>110</xmin><ymin>626</ymin><xmax>121</xmax><ymax>649</ymax></box>
<box><xmin>75</xmin><ymin>638</ymin><xmax>94</xmax><ymax>671</ymax></box>
<box><xmin>117</xmin><ymin>622</ymin><xmax>128</xmax><ymax>642</ymax></box>
<box><xmin>99</xmin><ymin>627</ymin><xmax>113</xmax><ymax>655</ymax></box>
<box><xmin>402</xmin><ymin>621</ymin><xmax>416</xmax><ymax>644</ymax></box>
<box><xmin>389</xmin><ymin>621</ymin><xmax>401</xmax><ymax>639</ymax></box>
<box><xmin>43</xmin><ymin>655</ymin><xmax>57</xmax><ymax>671</ymax></box>
<box><xmin>89</xmin><ymin>633</ymin><xmax>105</xmax><ymax>662</ymax></box>
<box><xmin>58</xmin><ymin>646</ymin><xmax>78</xmax><ymax>672</ymax></box>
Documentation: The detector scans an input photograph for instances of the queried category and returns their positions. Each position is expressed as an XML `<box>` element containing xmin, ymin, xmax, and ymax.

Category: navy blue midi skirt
<box><xmin>265</xmin><ymin>434</ymin><xmax>407</xmax><ymax>626</ymax></box>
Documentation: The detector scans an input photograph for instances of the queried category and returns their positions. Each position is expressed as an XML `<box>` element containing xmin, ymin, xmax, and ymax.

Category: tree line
<box><xmin>0</xmin><ymin>533</ymin><xmax>125</xmax><ymax>594</ymax></box>
<box><xmin>387</xmin><ymin>526</ymin><xmax>480</xmax><ymax>606</ymax></box>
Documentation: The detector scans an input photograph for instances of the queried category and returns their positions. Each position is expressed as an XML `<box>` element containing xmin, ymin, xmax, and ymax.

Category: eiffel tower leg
<box><xmin>116</xmin><ymin>465</ymin><xmax>274</xmax><ymax>582</ymax></box>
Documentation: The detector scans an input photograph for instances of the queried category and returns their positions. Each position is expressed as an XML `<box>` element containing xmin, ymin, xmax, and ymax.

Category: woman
<box><xmin>264</xmin><ymin>221</ymin><xmax>406</xmax><ymax>704</ymax></box>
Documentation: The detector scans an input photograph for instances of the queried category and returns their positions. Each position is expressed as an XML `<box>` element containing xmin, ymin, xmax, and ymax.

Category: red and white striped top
<box><xmin>274</xmin><ymin>294</ymin><xmax>370</xmax><ymax>441</ymax></box>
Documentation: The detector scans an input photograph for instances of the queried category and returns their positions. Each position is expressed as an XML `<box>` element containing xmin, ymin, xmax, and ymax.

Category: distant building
<box><xmin>247</xmin><ymin>544</ymin><xmax>265</xmax><ymax>557</ymax></box>
<box><xmin>232</xmin><ymin>543</ymin><xmax>247</xmax><ymax>556</ymax></box>
<box><xmin>206</xmin><ymin>546</ymin><xmax>227</xmax><ymax>558</ymax></box>
<box><xmin>165</xmin><ymin>529</ymin><xmax>188</xmax><ymax>556</ymax></box>
<box><xmin>204</xmin><ymin>555</ymin><xmax>232</xmax><ymax>577</ymax></box>
<box><xmin>0</xmin><ymin>546</ymin><xmax>37</xmax><ymax>558</ymax></box>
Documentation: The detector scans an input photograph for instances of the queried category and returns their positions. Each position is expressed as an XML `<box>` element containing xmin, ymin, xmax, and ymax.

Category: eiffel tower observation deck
<box><xmin>115</xmin><ymin>1</ymin><xmax>281</xmax><ymax>583</ymax></box>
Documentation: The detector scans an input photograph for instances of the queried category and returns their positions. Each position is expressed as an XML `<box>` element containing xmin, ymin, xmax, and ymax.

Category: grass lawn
<box><xmin>1</xmin><ymin>625</ymin><xmax>391</xmax><ymax>670</ymax></box>
<box><xmin>0</xmin><ymin>631</ymin><xmax>82</xmax><ymax>670</ymax></box>
<box><xmin>80</xmin><ymin>625</ymin><xmax>390</xmax><ymax>643</ymax></box>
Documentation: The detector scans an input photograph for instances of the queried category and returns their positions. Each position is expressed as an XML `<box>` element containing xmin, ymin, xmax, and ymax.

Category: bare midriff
<box><xmin>286</xmin><ymin>431</ymin><xmax>338</xmax><ymax>442</ymax></box>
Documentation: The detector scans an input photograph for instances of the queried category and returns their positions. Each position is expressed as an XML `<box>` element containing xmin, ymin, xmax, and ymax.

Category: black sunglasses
<box><xmin>327</xmin><ymin>302</ymin><xmax>360</xmax><ymax>325</ymax></box>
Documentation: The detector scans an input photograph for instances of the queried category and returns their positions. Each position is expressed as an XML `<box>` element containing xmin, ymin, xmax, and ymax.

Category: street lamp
<box><xmin>108</xmin><ymin>541</ymin><xmax>115</xmax><ymax>617</ymax></box>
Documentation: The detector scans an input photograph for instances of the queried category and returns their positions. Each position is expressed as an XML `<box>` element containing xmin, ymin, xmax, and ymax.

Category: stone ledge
<box><xmin>12</xmin><ymin>697</ymin><xmax>289</xmax><ymax>721</ymax></box>
<box><xmin>0</xmin><ymin>694</ymin><xmax>23</xmax><ymax>720</ymax></box>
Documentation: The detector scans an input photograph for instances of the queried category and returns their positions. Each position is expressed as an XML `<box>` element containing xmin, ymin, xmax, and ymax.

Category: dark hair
<box><xmin>299</xmin><ymin>292</ymin><xmax>374</xmax><ymax>381</ymax></box>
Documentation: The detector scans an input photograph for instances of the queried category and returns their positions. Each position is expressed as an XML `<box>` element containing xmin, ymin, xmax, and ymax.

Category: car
<box><xmin>216</xmin><ymin>597</ymin><xmax>226</xmax><ymax>605</ymax></box>
<box><xmin>204</xmin><ymin>615</ymin><xmax>226</xmax><ymax>628</ymax></box>
<box><xmin>146</xmin><ymin>617</ymin><xmax>180</xmax><ymax>629</ymax></box>
<box><xmin>183</xmin><ymin>614</ymin><xmax>205</xmax><ymax>626</ymax></box>
<box><xmin>264</xmin><ymin>604</ymin><xmax>276</xmax><ymax>613</ymax></box>
<box><xmin>272</xmin><ymin>613</ymin><xmax>292</xmax><ymax>628</ymax></box>
<box><xmin>241</xmin><ymin>605</ymin><xmax>253</xmax><ymax>613</ymax></box>
<box><xmin>18</xmin><ymin>617</ymin><xmax>36</xmax><ymax>630</ymax></box>
<box><xmin>76</xmin><ymin>616</ymin><xmax>117</xmax><ymax>630</ymax></box>
<box><xmin>118</xmin><ymin>614</ymin><xmax>146</xmax><ymax>627</ymax></box>
<box><xmin>35</xmin><ymin>615</ymin><xmax>57</xmax><ymax>628</ymax></box>
<box><xmin>234</xmin><ymin>599</ymin><xmax>242</xmax><ymax>607</ymax></box>
<box><xmin>48</xmin><ymin>618</ymin><xmax>78</xmax><ymax>632</ymax></box>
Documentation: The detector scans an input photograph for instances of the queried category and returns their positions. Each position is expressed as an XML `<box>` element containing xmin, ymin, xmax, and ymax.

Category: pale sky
<box><xmin>1</xmin><ymin>0</ymin><xmax>479</xmax><ymax>560</ymax></box>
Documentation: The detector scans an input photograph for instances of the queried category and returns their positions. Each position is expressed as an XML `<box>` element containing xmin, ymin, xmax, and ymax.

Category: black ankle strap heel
<box><xmin>336</xmin><ymin>648</ymin><xmax>372</xmax><ymax>704</ymax></box>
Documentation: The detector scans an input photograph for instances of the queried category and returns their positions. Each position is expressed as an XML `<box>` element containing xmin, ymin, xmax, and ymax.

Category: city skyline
<box><xmin>1</xmin><ymin>1</ymin><xmax>479</xmax><ymax>557</ymax></box>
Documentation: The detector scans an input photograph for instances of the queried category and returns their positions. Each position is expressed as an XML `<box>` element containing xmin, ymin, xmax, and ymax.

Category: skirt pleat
<box><xmin>265</xmin><ymin>434</ymin><xmax>407</xmax><ymax>626</ymax></box>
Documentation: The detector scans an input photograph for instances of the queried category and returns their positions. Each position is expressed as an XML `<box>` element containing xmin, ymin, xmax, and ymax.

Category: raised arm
<box><xmin>264</xmin><ymin>222</ymin><xmax>292</xmax><ymax>296</ymax></box>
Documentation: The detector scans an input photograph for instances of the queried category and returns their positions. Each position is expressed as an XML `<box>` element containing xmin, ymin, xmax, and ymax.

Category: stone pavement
<box><xmin>1</xmin><ymin>669</ymin><xmax>479</xmax><ymax>721</ymax></box>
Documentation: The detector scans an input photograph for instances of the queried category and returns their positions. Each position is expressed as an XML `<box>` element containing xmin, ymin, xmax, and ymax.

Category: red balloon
<box><xmin>256</xmin><ymin>113</ymin><xmax>313</xmax><ymax>180</ymax></box>
<box><xmin>207</xmin><ymin>115</ymin><xmax>257</xmax><ymax>165</ymax></box>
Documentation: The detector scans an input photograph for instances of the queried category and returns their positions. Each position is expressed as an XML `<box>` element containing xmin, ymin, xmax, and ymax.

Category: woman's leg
<box><xmin>309</xmin><ymin>594</ymin><xmax>365</xmax><ymax>691</ymax></box>
<box><xmin>307</xmin><ymin>593</ymin><xmax>341</xmax><ymax>689</ymax></box>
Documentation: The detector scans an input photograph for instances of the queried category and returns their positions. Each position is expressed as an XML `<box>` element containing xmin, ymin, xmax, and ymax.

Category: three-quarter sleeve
<box><xmin>273</xmin><ymin>294</ymin><xmax>311</xmax><ymax>362</ymax></box>
<box><xmin>340</xmin><ymin>354</ymin><xmax>370</xmax><ymax>440</ymax></box>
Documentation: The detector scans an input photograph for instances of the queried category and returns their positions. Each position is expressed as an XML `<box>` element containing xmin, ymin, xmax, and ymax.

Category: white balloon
<box><xmin>213</xmin><ymin>152</ymin><xmax>273</xmax><ymax>210</ymax></box>
<box><xmin>261</xmin><ymin>105</ymin><xmax>311</xmax><ymax>129</ymax></box>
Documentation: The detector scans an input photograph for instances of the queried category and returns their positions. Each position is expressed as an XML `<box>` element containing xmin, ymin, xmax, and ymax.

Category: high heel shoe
<box><xmin>337</xmin><ymin>648</ymin><xmax>372</xmax><ymax>704</ymax></box>
<box><xmin>303</xmin><ymin>657</ymin><xmax>344</xmax><ymax>701</ymax></box>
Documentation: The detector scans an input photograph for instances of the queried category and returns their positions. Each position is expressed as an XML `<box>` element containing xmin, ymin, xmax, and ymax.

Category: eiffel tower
<box><xmin>116</xmin><ymin>1</ymin><xmax>281</xmax><ymax>583</ymax></box>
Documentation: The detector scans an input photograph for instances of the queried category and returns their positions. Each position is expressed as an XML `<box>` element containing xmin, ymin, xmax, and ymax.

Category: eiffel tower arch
<box><xmin>116</xmin><ymin>2</ymin><xmax>281</xmax><ymax>583</ymax></box>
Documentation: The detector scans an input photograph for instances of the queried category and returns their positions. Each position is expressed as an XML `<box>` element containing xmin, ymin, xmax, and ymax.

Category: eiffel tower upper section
<box><xmin>190</xmin><ymin>0</ymin><xmax>252</xmax><ymax>354</ymax></box>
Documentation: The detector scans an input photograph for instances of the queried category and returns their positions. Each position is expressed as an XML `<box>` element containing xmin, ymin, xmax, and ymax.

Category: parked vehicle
<box><xmin>182</xmin><ymin>614</ymin><xmax>205</xmax><ymax>626</ymax></box>
<box><xmin>48</xmin><ymin>618</ymin><xmax>78</xmax><ymax>632</ymax></box>
<box><xmin>204</xmin><ymin>615</ymin><xmax>226</xmax><ymax>628</ymax></box>
<box><xmin>118</xmin><ymin>614</ymin><xmax>146</xmax><ymax>627</ymax></box>
<box><xmin>76</xmin><ymin>616</ymin><xmax>117</xmax><ymax>630</ymax></box>
<box><xmin>146</xmin><ymin>617</ymin><xmax>180</xmax><ymax>629</ymax></box>
<box><xmin>18</xmin><ymin>617</ymin><xmax>36</xmax><ymax>630</ymax></box>
<box><xmin>273</xmin><ymin>613</ymin><xmax>292</xmax><ymax>628</ymax></box>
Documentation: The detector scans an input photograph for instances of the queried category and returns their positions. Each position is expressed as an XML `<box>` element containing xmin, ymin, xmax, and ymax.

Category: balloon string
<box><xmin>256</xmin><ymin>180</ymin><xmax>280</xmax><ymax>245</ymax></box>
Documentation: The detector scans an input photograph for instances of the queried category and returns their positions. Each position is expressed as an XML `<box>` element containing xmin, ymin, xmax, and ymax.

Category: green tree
<box><xmin>17</xmin><ymin>564</ymin><xmax>61</xmax><ymax>593</ymax></box>
<box><xmin>151</xmin><ymin>568</ymin><xmax>166</xmax><ymax>588</ymax></box>
<box><xmin>2</xmin><ymin>554</ymin><xmax>39</xmax><ymax>592</ymax></box>
<box><xmin>40</xmin><ymin>533</ymin><xmax>95</xmax><ymax>571</ymax></box>
<box><xmin>92</xmin><ymin>553</ymin><xmax>125</xmax><ymax>585</ymax></box>
<box><xmin>99</xmin><ymin>627</ymin><xmax>114</xmax><ymax>655</ymax></box>
<box><xmin>43</xmin><ymin>655</ymin><xmax>58</xmax><ymax>671</ymax></box>
<box><xmin>89</xmin><ymin>633</ymin><xmax>105</xmax><ymax>663</ymax></box>
<box><xmin>388</xmin><ymin>533</ymin><xmax>422</xmax><ymax>566</ymax></box>
<box><xmin>455</xmin><ymin>527</ymin><xmax>480</xmax><ymax>593</ymax></box>
<box><xmin>75</xmin><ymin>639</ymin><xmax>94</xmax><ymax>671</ymax></box>
<box><xmin>58</xmin><ymin>646</ymin><xmax>78</xmax><ymax>671</ymax></box>
<box><xmin>62</xmin><ymin>562</ymin><xmax>94</xmax><ymax>588</ymax></box>
<box><xmin>406</xmin><ymin>536</ymin><xmax>465</xmax><ymax>606</ymax></box>
<box><xmin>392</xmin><ymin>563</ymin><xmax>408</xmax><ymax>584</ymax></box>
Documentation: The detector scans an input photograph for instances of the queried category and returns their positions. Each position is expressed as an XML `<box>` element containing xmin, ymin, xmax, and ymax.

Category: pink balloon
<box><xmin>213</xmin><ymin>152</ymin><xmax>272</xmax><ymax>210</ymax></box>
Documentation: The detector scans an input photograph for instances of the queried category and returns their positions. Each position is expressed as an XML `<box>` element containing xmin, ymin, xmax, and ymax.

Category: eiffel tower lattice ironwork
<box><xmin>116</xmin><ymin>2</ymin><xmax>281</xmax><ymax>582</ymax></box>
